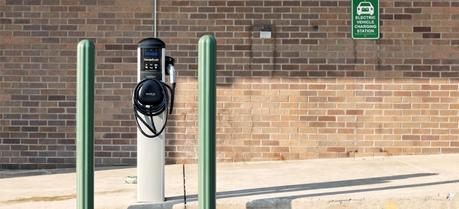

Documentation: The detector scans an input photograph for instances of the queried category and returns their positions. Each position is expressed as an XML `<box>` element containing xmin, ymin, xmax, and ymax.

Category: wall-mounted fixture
<box><xmin>260</xmin><ymin>25</ymin><xmax>272</xmax><ymax>39</ymax></box>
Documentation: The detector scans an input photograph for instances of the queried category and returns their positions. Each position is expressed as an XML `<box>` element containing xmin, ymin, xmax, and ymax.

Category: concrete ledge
<box><xmin>127</xmin><ymin>201</ymin><xmax>179</xmax><ymax>209</ymax></box>
<box><xmin>128</xmin><ymin>197</ymin><xmax>459</xmax><ymax>209</ymax></box>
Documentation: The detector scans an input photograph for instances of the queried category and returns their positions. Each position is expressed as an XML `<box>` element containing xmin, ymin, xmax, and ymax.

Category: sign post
<box><xmin>352</xmin><ymin>0</ymin><xmax>380</xmax><ymax>39</ymax></box>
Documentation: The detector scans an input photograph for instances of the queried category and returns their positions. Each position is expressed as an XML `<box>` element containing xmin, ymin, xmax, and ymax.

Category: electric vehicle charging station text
<box><xmin>134</xmin><ymin>38</ymin><xmax>176</xmax><ymax>203</ymax></box>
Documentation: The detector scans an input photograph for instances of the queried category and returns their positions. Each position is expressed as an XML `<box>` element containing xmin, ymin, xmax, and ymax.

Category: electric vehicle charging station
<box><xmin>134</xmin><ymin>38</ymin><xmax>176</xmax><ymax>203</ymax></box>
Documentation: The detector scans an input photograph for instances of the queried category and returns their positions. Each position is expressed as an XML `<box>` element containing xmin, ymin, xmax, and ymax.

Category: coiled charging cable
<box><xmin>133</xmin><ymin>79</ymin><xmax>173</xmax><ymax>138</ymax></box>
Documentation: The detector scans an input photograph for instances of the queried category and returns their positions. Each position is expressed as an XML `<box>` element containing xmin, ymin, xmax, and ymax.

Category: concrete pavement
<box><xmin>1</xmin><ymin>154</ymin><xmax>459</xmax><ymax>209</ymax></box>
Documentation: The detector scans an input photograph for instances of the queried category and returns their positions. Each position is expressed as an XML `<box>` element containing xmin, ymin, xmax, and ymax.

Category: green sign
<box><xmin>352</xmin><ymin>0</ymin><xmax>379</xmax><ymax>39</ymax></box>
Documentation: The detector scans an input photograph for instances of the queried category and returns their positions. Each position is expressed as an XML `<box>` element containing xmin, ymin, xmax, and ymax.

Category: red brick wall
<box><xmin>1</xmin><ymin>0</ymin><xmax>459</xmax><ymax>168</ymax></box>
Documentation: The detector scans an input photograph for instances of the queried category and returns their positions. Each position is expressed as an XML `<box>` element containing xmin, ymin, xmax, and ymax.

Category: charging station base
<box><xmin>127</xmin><ymin>200</ymin><xmax>182</xmax><ymax>209</ymax></box>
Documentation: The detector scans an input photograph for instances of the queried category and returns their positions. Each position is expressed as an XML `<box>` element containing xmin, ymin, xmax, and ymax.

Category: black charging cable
<box><xmin>133</xmin><ymin>79</ymin><xmax>174</xmax><ymax>138</ymax></box>
<box><xmin>169</xmin><ymin>83</ymin><xmax>176</xmax><ymax>114</ymax></box>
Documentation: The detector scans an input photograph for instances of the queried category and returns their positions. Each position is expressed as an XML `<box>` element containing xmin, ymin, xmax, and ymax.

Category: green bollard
<box><xmin>198</xmin><ymin>35</ymin><xmax>217</xmax><ymax>209</ymax></box>
<box><xmin>76</xmin><ymin>39</ymin><xmax>95</xmax><ymax>209</ymax></box>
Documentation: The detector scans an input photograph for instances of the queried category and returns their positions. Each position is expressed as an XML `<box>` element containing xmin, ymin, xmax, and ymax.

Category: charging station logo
<box><xmin>357</xmin><ymin>2</ymin><xmax>374</xmax><ymax>16</ymax></box>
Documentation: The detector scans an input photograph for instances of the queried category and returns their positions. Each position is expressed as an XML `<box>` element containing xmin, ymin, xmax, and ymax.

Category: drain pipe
<box><xmin>153</xmin><ymin>0</ymin><xmax>157</xmax><ymax>37</ymax></box>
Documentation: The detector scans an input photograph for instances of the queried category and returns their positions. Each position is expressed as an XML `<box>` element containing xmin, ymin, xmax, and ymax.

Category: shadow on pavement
<box><xmin>131</xmin><ymin>173</ymin><xmax>459</xmax><ymax>209</ymax></box>
<box><xmin>168</xmin><ymin>173</ymin><xmax>438</xmax><ymax>202</ymax></box>
<box><xmin>245</xmin><ymin>179</ymin><xmax>459</xmax><ymax>209</ymax></box>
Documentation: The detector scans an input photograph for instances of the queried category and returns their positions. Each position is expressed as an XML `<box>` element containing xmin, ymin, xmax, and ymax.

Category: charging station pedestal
<box><xmin>134</xmin><ymin>38</ymin><xmax>175</xmax><ymax>203</ymax></box>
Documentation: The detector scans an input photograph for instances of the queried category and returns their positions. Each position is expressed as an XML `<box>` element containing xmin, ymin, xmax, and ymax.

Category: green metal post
<box><xmin>76</xmin><ymin>39</ymin><xmax>95</xmax><ymax>209</ymax></box>
<box><xmin>198</xmin><ymin>35</ymin><xmax>217</xmax><ymax>209</ymax></box>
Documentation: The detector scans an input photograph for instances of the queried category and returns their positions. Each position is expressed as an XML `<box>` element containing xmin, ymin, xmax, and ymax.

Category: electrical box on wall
<box><xmin>260</xmin><ymin>24</ymin><xmax>272</xmax><ymax>39</ymax></box>
<box><xmin>260</xmin><ymin>31</ymin><xmax>272</xmax><ymax>39</ymax></box>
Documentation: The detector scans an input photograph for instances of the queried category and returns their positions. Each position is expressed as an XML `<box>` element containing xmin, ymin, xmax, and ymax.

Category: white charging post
<box><xmin>135</xmin><ymin>38</ymin><xmax>173</xmax><ymax>203</ymax></box>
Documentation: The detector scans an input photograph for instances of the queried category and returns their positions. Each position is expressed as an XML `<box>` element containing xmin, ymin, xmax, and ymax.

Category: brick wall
<box><xmin>1</xmin><ymin>0</ymin><xmax>459</xmax><ymax>168</ymax></box>
<box><xmin>0</xmin><ymin>0</ymin><xmax>153</xmax><ymax>168</ymax></box>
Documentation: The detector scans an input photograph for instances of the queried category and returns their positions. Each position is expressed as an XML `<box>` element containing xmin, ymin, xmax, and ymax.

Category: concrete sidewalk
<box><xmin>1</xmin><ymin>154</ymin><xmax>459</xmax><ymax>209</ymax></box>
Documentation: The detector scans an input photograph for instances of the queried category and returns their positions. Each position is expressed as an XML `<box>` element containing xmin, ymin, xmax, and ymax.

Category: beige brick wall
<box><xmin>172</xmin><ymin>77</ymin><xmax>459</xmax><ymax>163</ymax></box>
<box><xmin>163</xmin><ymin>0</ymin><xmax>459</xmax><ymax>163</ymax></box>
<box><xmin>0</xmin><ymin>0</ymin><xmax>458</xmax><ymax>168</ymax></box>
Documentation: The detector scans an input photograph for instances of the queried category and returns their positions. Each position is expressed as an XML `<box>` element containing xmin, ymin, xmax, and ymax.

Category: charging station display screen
<box><xmin>142</xmin><ymin>48</ymin><xmax>161</xmax><ymax>72</ymax></box>
<box><xmin>144</xmin><ymin>50</ymin><xmax>160</xmax><ymax>58</ymax></box>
